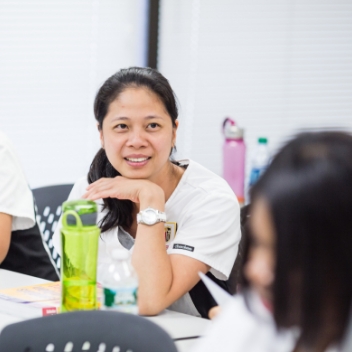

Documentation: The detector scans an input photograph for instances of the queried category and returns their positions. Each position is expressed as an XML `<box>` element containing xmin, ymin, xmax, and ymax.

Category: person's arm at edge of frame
<box><xmin>0</xmin><ymin>213</ymin><xmax>12</xmax><ymax>263</ymax></box>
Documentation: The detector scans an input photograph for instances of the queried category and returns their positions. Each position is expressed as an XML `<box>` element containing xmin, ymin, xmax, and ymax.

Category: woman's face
<box><xmin>244</xmin><ymin>197</ymin><xmax>276</xmax><ymax>308</ymax></box>
<box><xmin>100</xmin><ymin>87</ymin><xmax>177</xmax><ymax>182</ymax></box>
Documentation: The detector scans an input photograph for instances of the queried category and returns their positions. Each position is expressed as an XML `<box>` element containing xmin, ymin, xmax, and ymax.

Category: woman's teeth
<box><xmin>126</xmin><ymin>157</ymin><xmax>149</xmax><ymax>162</ymax></box>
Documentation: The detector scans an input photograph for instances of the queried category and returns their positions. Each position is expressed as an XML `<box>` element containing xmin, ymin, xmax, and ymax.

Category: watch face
<box><xmin>143</xmin><ymin>209</ymin><xmax>158</xmax><ymax>225</ymax></box>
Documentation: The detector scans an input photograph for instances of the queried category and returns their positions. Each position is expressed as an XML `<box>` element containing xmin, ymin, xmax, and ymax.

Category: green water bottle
<box><xmin>60</xmin><ymin>200</ymin><xmax>100</xmax><ymax>312</ymax></box>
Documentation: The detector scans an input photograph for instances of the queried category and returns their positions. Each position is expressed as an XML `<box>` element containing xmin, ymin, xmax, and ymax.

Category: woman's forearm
<box><xmin>132</xmin><ymin>222</ymin><xmax>173</xmax><ymax>315</ymax></box>
<box><xmin>132</xmin><ymin>187</ymin><xmax>210</xmax><ymax>315</ymax></box>
<box><xmin>132</xmin><ymin>187</ymin><xmax>173</xmax><ymax>315</ymax></box>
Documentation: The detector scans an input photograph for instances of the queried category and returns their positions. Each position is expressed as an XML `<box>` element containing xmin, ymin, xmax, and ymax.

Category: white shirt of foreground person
<box><xmin>53</xmin><ymin>159</ymin><xmax>241</xmax><ymax>316</ymax></box>
<box><xmin>192</xmin><ymin>290</ymin><xmax>343</xmax><ymax>352</ymax></box>
<box><xmin>192</xmin><ymin>290</ymin><xmax>298</xmax><ymax>352</ymax></box>
<box><xmin>0</xmin><ymin>131</ymin><xmax>35</xmax><ymax>230</ymax></box>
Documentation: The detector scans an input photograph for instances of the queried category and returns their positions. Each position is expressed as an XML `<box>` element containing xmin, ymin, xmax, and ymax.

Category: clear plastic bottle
<box><xmin>222</xmin><ymin>117</ymin><xmax>246</xmax><ymax>205</ymax></box>
<box><xmin>101</xmin><ymin>249</ymin><xmax>138</xmax><ymax>314</ymax></box>
<box><xmin>249</xmin><ymin>137</ymin><xmax>270</xmax><ymax>187</ymax></box>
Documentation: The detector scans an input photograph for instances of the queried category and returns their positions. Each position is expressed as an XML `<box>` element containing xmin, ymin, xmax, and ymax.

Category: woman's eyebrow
<box><xmin>145</xmin><ymin>115</ymin><xmax>164</xmax><ymax>120</ymax></box>
<box><xmin>110</xmin><ymin>115</ymin><xmax>164</xmax><ymax>122</ymax></box>
<box><xmin>111</xmin><ymin>116</ymin><xmax>129</xmax><ymax>122</ymax></box>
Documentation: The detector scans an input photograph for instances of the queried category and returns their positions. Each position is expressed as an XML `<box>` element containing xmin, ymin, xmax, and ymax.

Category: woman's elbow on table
<box><xmin>138</xmin><ymin>301</ymin><xmax>165</xmax><ymax>316</ymax></box>
<box><xmin>137</xmin><ymin>286</ymin><xmax>175</xmax><ymax>316</ymax></box>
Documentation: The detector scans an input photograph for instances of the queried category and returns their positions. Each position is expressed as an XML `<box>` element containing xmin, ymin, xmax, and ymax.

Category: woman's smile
<box><xmin>124</xmin><ymin>154</ymin><xmax>152</xmax><ymax>167</ymax></box>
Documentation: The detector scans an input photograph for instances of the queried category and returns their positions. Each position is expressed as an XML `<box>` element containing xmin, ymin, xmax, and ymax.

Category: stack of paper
<box><xmin>0</xmin><ymin>282</ymin><xmax>61</xmax><ymax>318</ymax></box>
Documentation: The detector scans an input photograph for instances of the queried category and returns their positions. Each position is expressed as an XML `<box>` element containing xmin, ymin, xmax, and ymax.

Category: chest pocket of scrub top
<box><xmin>165</xmin><ymin>222</ymin><xmax>177</xmax><ymax>249</ymax></box>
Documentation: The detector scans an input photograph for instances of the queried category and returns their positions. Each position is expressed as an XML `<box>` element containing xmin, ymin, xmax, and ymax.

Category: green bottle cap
<box><xmin>104</xmin><ymin>288</ymin><xmax>116</xmax><ymax>307</ymax></box>
<box><xmin>258</xmin><ymin>137</ymin><xmax>268</xmax><ymax>144</ymax></box>
<box><xmin>62</xmin><ymin>200</ymin><xmax>97</xmax><ymax>226</ymax></box>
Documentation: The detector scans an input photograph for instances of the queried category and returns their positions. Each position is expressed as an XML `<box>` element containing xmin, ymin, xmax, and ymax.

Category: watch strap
<box><xmin>137</xmin><ymin>207</ymin><xmax>166</xmax><ymax>225</ymax></box>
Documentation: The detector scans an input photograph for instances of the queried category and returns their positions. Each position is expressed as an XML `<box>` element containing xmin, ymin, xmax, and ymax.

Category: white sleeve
<box><xmin>167</xmin><ymin>192</ymin><xmax>241</xmax><ymax>280</ymax></box>
<box><xmin>191</xmin><ymin>298</ymin><xmax>243</xmax><ymax>352</ymax></box>
<box><xmin>192</xmin><ymin>294</ymin><xmax>297</xmax><ymax>352</ymax></box>
<box><xmin>52</xmin><ymin>176</ymin><xmax>88</xmax><ymax>255</ymax></box>
<box><xmin>0</xmin><ymin>133</ymin><xmax>35</xmax><ymax>231</ymax></box>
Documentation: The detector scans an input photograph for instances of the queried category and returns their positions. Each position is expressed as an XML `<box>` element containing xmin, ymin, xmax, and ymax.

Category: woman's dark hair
<box><xmin>88</xmin><ymin>67</ymin><xmax>178</xmax><ymax>232</ymax></box>
<box><xmin>248</xmin><ymin>131</ymin><xmax>352</xmax><ymax>350</ymax></box>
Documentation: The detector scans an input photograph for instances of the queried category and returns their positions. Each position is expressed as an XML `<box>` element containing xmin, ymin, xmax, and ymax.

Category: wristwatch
<box><xmin>137</xmin><ymin>207</ymin><xmax>166</xmax><ymax>225</ymax></box>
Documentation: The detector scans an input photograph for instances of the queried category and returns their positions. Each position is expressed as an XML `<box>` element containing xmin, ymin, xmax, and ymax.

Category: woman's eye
<box><xmin>115</xmin><ymin>124</ymin><xmax>128</xmax><ymax>130</ymax></box>
<box><xmin>148</xmin><ymin>123</ymin><xmax>160</xmax><ymax>129</ymax></box>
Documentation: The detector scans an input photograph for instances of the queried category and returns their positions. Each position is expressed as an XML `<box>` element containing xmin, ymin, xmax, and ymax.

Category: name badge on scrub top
<box><xmin>164</xmin><ymin>222</ymin><xmax>177</xmax><ymax>249</ymax></box>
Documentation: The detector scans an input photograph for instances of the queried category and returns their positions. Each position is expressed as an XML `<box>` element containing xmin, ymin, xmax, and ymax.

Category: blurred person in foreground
<box><xmin>193</xmin><ymin>131</ymin><xmax>352</xmax><ymax>352</ymax></box>
<box><xmin>0</xmin><ymin>131</ymin><xmax>58</xmax><ymax>280</ymax></box>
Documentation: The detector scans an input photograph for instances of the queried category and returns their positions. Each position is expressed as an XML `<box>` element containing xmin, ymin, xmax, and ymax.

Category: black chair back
<box><xmin>0</xmin><ymin>310</ymin><xmax>178</xmax><ymax>352</ymax></box>
<box><xmin>32</xmin><ymin>184</ymin><xmax>74</xmax><ymax>271</ymax></box>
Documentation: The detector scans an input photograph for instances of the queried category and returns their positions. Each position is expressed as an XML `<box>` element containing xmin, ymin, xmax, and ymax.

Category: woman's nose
<box><xmin>126</xmin><ymin>129</ymin><xmax>148</xmax><ymax>148</ymax></box>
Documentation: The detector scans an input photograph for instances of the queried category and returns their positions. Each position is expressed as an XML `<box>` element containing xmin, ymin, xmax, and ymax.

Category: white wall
<box><xmin>158</xmin><ymin>0</ymin><xmax>352</xmax><ymax>189</ymax></box>
<box><xmin>0</xmin><ymin>0</ymin><xmax>148</xmax><ymax>188</ymax></box>
<box><xmin>2</xmin><ymin>0</ymin><xmax>351</xmax><ymax>191</ymax></box>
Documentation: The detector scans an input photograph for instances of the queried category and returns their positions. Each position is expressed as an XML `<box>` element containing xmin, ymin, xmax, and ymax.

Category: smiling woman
<box><xmin>53</xmin><ymin>67</ymin><xmax>241</xmax><ymax>317</ymax></box>
<box><xmin>98</xmin><ymin>88</ymin><xmax>177</xmax><ymax>182</ymax></box>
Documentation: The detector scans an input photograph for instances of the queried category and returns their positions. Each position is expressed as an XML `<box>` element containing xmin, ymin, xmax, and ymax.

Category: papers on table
<box><xmin>0</xmin><ymin>281</ymin><xmax>61</xmax><ymax>318</ymax></box>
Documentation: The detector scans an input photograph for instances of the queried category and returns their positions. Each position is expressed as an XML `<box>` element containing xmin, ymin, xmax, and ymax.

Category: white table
<box><xmin>0</xmin><ymin>269</ymin><xmax>210</xmax><ymax>352</ymax></box>
<box><xmin>0</xmin><ymin>269</ymin><xmax>49</xmax><ymax>289</ymax></box>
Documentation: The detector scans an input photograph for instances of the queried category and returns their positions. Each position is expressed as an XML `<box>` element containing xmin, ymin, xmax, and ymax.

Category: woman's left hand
<box><xmin>82</xmin><ymin>176</ymin><xmax>163</xmax><ymax>205</ymax></box>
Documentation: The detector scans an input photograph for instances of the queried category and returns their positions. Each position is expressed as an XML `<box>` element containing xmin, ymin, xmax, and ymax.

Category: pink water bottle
<box><xmin>222</xmin><ymin>118</ymin><xmax>246</xmax><ymax>205</ymax></box>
